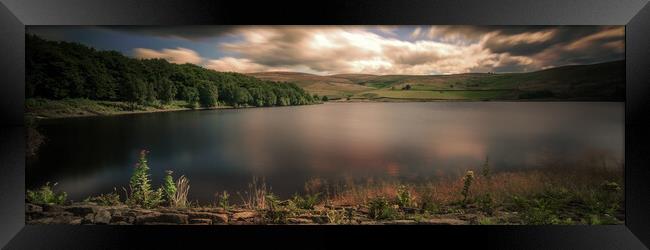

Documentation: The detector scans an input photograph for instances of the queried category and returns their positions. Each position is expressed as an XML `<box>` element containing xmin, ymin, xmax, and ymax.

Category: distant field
<box><xmin>354</xmin><ymin>89</ymin><xmax>516</xmax><ymax>100</ymax></box>
<box><xmin>248</xmin><ymin>60</ymin><xmax>625</xmax><ymax>101</ymax></box>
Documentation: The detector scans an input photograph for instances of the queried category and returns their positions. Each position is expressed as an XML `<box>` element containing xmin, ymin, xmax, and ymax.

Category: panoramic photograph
<box><xmin>25</xmin><ymin>25</ymin><xmax>624</xmax><ymax>225</ymax></box>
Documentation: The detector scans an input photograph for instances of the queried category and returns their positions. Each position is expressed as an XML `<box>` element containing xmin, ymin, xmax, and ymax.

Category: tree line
<box><xmin>26</xmin><ymin>34</ymin><xmax>318</xmax><ymax>108</ymax></box>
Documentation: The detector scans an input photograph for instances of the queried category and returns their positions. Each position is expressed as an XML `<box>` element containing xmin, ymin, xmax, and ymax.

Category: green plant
<box><xmin>520</xmin><ymin>198</ymin><xmax>573</xmax><ymax>225</ymax></box>
<box><xmin>27</xmin><ymin>182</ymin><xmax>67</xmax><ymax>205</ymax></box>
<box><xmin>421</xmin><ymin>201</ymin><xmax>440</xmax><ymax>214</ymax></box>
<box><xmin>263</xmin><ymin>193</ymin><xmax>289</xmax><ymax>224</ymax></box>
<box><xmin>163</xmin><ymin>170</ymin><xmax>177</xmax><ymax>204</ymax></box>
<box><xmin>84</xmin><ymin>188</ymin><xmax>121</xmax><ymax>206</ymax></box>
<box><xmin>368</xmin><ymin>196</ymin><xmax>398</xmax><ymax>220</ymax></box>
<box><xmin>291</xmin><ymin>193</ymin><xmax>320</xmax><ymax>210</ymax></box>
<box><xmin>477</xmin><ymin>193</ymin><xmax>495</xmax><ymax>215</ymax></box>
<box><xmin>478</xmin><ymin>217</ymin><xmax>495</xmax><ymax>225</ymax></box>
<box><xmin>461</xmin><ymin>170</ymin><xmax>475</xmax><ymax>205</ymax></box>
<box><xmin>218</xmin><ymin>191</ymin><xmax>230</xmax><ymax>210</ymax></box>
<box><xmin>395</xmin><ymin>185</ymin><xmax>411</xmax><ymax>208</ymax></box>
<box><xmin>326</xmin><ymin>209</ymin><xmax>346</xmax><ymax>224</ymax></box>
<box><xmin>126</xmin><ymin>150</ymin><xmax>163</xmax><ymax>208</ymax></box>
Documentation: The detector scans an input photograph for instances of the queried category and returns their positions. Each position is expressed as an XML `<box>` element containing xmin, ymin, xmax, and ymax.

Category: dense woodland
<box><xmin>26</xmin><ymin>34</ymin><xmax>318</xmax><ymax>108</ymax></box>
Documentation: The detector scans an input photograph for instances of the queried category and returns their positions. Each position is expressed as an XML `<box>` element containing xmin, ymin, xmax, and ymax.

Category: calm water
<box><xmin>27</xmin><ymin>102</ymin><xmax>624</xmax><ymax>202</ymax></box>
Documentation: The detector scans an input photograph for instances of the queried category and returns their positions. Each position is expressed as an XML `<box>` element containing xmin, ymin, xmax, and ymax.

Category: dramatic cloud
<box><xmin>107</xmin><ymin>25</ymin><xmax>625</xmax><ymax>74</ymax></box>
<box><xmin>133</xmin><ymin>47</ymin><xmax>203</xmax><ymax>64</ymax></box>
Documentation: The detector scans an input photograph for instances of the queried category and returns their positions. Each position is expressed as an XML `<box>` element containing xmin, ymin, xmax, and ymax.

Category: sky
<box><xmin>27</xmin><ymin>25</ymin><xmax>624</xmax><ymax>75</ymax></box>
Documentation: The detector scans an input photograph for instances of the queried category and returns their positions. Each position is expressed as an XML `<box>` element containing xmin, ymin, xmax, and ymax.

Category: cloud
<box><xmin>204</xmin><ymin>57</ymin><xmax>281</xmax><ymax>72</ymax></box>
<box><xmin>133</xmin><ymin>47</ymin><xmax>203</xmax><ymax>64</ymax></box>
<box><xmin>128</xmin><ymin>26</ymin><xmax>624</xmax><ymax>75</ymax></box>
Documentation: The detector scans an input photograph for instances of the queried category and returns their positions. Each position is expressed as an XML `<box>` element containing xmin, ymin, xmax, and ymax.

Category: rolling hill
<box><xmin>248</xmin><ymin>60</ymin><xmax>625</xmax><ymax>101</ymax></box>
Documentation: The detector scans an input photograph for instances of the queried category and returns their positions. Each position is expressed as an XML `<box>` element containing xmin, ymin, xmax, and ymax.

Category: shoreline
<box><xmin>29</xmin><ymin>106</ymin><xmax>235</xmax><ymax>120</ymax></box>
<box><xmin>26</xmin><ymin>98</ymin><xmax>623</xmax><ymax>120</ymax></box>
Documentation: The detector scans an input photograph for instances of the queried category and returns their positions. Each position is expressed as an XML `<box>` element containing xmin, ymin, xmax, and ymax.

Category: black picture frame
<box><xmin>1</xmin><ymin>0</ymin><xmax>649</xmax><ymax>249</ymax></box>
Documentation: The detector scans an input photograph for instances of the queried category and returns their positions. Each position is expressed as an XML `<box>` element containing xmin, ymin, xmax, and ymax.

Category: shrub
<box><xmin>27</xmin><ymin>182</ymin><xmax>67</xmax><ymax>205</ymax></box>
<box><xmin>478</xmin><ymin>217</ymin><xmax>495</xmax><ymax>225</ymax></box>
<box><xmin>477</xmin><ymin>193</ymin><xmax>495</xmax><ymax>215</ymax></box>
<box><xmin>291</xmin><ymin>193</ymin><xmax>320</xmax><ymax>210</ymax></box>
<box><xmin>421</xmin><ymin>201</ymin><xmax>440</xmax><ymax>214</ymax></box>
<box><xmin>218</xmin><ymin>191</ymin><xmax>230</xmax><ymax>210</ymax></box>
<box><xmin>395</xmin><ymin>185</ymin><xmax>411</xmax><ymax>208</ymax></box>
<box><xmin>368</xmin><ymin>196</ymin><xmax>398</xmax><ymax>220</ymax></box>
<box><xmin>127</xmin><ymin>150</ymin><xmax>163</xmax><ymax>208</ymax></box>
<box><xmin>163</xmin><ymin>170</ymin><xmax>177</xmax><ymax>204</ymax></box>
<box><xmin>264</xmin><ymin>193</ymin><xmax>289</xmax><ymax>224</ymax></box>
<box><xmin>85</xmin><ymin>188</ymin><xmax>121</xmax><ymax>206</ymax></box>
<box><xmin>326</xmin><ymin>209</ymin><xmax>346</xmax><ymax>224</ymax></box>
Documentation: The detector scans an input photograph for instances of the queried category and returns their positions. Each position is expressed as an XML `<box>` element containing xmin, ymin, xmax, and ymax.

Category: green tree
<box><xmin>158</xmin><ymin>78</ymin><xmax>177</xmax><ymax>104</ymax></box>
<box><xmin>234</xmin><ymin>87</ymin><xmax>252</xmax><ymax>107</ymax></box>
<box><xmin>197</xmin><ymin>81</ymin><xmax>219</xmax><ymax>107</ymax></box>
<box><xmin>181</xmin><ymin>86</ymin><xmax>199</xmax><ymax>108</ymax></box>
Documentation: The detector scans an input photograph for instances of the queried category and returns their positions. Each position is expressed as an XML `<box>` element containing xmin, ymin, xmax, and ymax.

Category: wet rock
<box><xmin>357</xmin><ymin>207</ymin><xmax>369</xmax><ymax>214</ymax></box>
<box><xmin>94</xmin><ymin>210</ymin><xmax>112</xmax><ymax>224</ymax></box>
<box><xmin>143</xmin><ymin>222</ymin><xmax>180</xmax><ymax>225</ymax></box>
<box><xmin>111</xmin><ymin>221</ymin><xmax>131</xmax><ymax>225</ymax></box>
<box><xmin>65</xmin><ymin>205</ymin><xmax>98</xmax><ymax>216</ymax></box>
<box><xmin>193</xmin><ymin>207</ymin><xmax>227</xmax><ymax>214</ymax></box>
<box><xmin>300</xmin><ymin>215</ymin><xmax>328</xmax><ymax>224</ymax></box>
<box><xmin>81</xmin><ymin>214</ymin><xmax>95</xmax><ymax>224</ymax></box>
<box><xmin>26</xmin><ymin>204</ymin><xmax>43</xmax><ymax>213</ymax></box>
<box><xmin>111</xmin><ymin>214</ymin><xmax>135</xmax><ymax>224</ymax></box>
<box><xmin>28</xmin><ymin>217</ymin><xmax>54</xmax><ymax>225</ymax></box>
<box><xmin>49</xmin><ymin>215</ymin><xmax>81</xmax><ymax>224</ymax></box>
<box><xmin>418</xmin><ymin>218</ymin><xmax>468</xmax><ymax>225</ymax></box>
<box><xmin>42</xmin><ymin>204</ymin><xmax>65</xmax><ymax>213</ymax></box>
<box><xmin>288</xmin><ymin>218</ymin><xmax>314</xmax><ymax>224</ymax></box>
<box><xmin>402</xmin><ymin>207</ymin><xmax>419</xmax><ymax>214</ymax></box>
<box><xmin>232</xmin><ymin>211</ymin><xmax>257</xmax><ymax>221</ymax></box>
<box><xmin>187</xmin><ymin>212</ymin><xmax>228</xmax><ymax>224</ymax></box>
<box><xmin>136</xmin><ymin>213</ymin><xmax>189</xmax><ymax>225</ymax></box>
<box><xmin>189</xmin><ymin>218</ymin><xmax>212</xmax><ymax>225</ymax></box>
<box><xmin>385</xmin><ymin>219</ymin><xmax>417</xmax><ymax>225</ymax></box>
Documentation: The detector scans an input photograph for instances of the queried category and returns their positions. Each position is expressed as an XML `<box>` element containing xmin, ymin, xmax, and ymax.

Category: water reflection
<box><xmin>28</xmin><ymin>102</ymin><xmax>624</xmax><ymax>202</ymax></box>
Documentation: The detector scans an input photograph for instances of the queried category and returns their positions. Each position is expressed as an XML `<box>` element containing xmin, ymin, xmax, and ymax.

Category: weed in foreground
<box><xmin>27</xmin><ymin>182</ymin><xmax>67</xmax><ymax>205</ymax></box>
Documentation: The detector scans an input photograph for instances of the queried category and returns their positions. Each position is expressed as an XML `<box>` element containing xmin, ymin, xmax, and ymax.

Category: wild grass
<box><xmin>237</xmin><ymin>176</ymin><xmax>268</xmax><ymax>210</ymax></box>
<box><xmin>26</xmin><ymin>182</ymin><xmax>67</xmax><ymax>205</ymax></box>
<box><xmin>170</xmin><ymin>175</ymin><xmax>190</xmax><ymax>208</ymax></box>
<box><xmin>84</xmin><ymin>188</ymin><xmax>121</xmax><ymax>206</ymax></box>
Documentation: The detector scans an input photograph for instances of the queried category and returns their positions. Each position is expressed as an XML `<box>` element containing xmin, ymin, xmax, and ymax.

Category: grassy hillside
<box><xmin>248</xmin><ymin>72</ymin><xmax>374</xmax><ymax>98</ymax></box>
<box><xmin>248</xmin><ymin>60</ymin><xmax>625</xmax><ymax>101</ymax></box>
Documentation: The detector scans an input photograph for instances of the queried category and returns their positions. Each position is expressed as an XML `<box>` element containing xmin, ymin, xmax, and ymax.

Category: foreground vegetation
<box><xmin>27</xmin><ymin>150</ymin><xmax>624</xmax><ymax>225</ymax></box>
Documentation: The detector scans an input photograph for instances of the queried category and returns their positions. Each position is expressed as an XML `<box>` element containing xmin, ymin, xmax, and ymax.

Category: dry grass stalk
<box><xmin>171</xmin><ymin>175</ymin><xmax>190</xmax><ymax>208</ymax></box>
